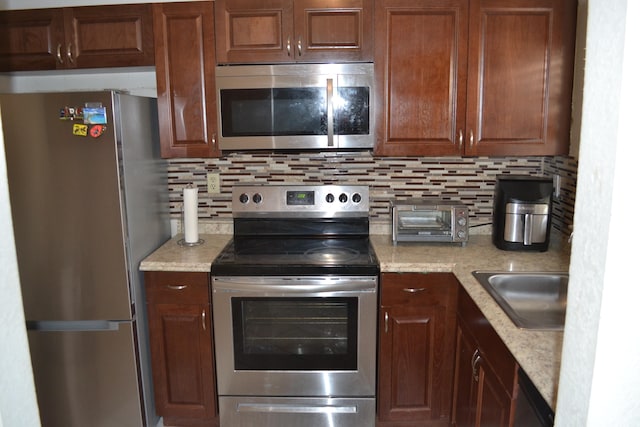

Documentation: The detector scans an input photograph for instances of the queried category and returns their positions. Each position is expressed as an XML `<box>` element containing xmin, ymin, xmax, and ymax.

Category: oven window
<box><xmin>231</xmin><ymin>297</ymin><xmax>358</xmax><ymax>370</ymax></box>
<box><xmin>220</xmin><ymin>87</ymin><xmax>369</xmax><ymax>137</ymax></box>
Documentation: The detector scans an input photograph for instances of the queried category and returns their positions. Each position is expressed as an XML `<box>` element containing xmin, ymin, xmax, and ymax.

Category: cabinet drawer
<box><xmin>381</xmin><ymin>272</ymin><xmax>458</xmax><ymax>307</ymax></box>
<box><xmin>145</xmin><ymin>271</ymin><xmax>210</xmax><ymax>304</ymax></box>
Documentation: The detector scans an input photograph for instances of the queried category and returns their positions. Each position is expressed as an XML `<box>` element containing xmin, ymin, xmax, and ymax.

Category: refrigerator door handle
<box><xmin>26</xmin><ymin>320</ymin><xmax>126</xmax><ymax>332</ymax></box>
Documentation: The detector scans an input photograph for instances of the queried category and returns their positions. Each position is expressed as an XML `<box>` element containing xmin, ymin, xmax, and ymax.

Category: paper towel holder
<box><xmin>178</xmin><ymin>183</ymin><xmax>204</xmax><ymax>247</ymax></box>
<box><xmin>178</xmin><ymin>238</ymin><xmax>204</xmax><ymax>247</ymax></box>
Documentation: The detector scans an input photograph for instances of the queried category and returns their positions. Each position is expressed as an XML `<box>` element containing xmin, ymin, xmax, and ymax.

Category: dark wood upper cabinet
<box><xmin>0</xmin><ymin>5</ymin><xmax>154</xmax><ymax>71</ymax></box>
<box><xmin>215</xmin><ymin>0</ymin><xmax>373</xmax><ymax>64</ymax></box>
<box><xmin>374</xmin><ymin>0</ymin><xmax>468</xmax><ymax>157</ymax></box>
<box><xmin>466</xmin><ymin>0</ymin><xmax>576</xmax><ymax>156</ymax></box>
<box><xmin>375</xmin><ymin>0</ymin><xmax>577</xmax><ymax>157</ymax></box>
<box><xmin>153</xmin><ymin>1</ymin><xmax>219</xmax><ymax>158</ymax></box>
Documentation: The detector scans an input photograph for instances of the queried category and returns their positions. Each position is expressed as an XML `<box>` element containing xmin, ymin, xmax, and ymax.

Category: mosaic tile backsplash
<box><xmin>168</xmin><ymin>153</ymin><xmax>577</xmax><ymax>235</ymax></box>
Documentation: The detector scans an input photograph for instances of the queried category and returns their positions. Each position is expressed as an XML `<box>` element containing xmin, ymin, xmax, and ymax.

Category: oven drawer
<box><xmin>219</xmin><ymin>396</ymin><xmax>375</xmax><ymax>427</ymax></box>
<box><xmin>145</xmin><ymin>271</ymin><xmax>209</xmax><ymax>304</ymax></box>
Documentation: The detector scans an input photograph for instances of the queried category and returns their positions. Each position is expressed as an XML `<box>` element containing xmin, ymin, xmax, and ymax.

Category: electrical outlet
<box><xmin>207</xmin><ymin>173</ymin><xmax>220</xmax><ymax>194</ymax></box>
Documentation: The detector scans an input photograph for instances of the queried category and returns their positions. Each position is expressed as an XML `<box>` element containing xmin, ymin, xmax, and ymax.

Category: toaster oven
<box><xmin>390</xmin><ymin>200</ymin><xmax>469</xmax><ymax>245</ymax></box>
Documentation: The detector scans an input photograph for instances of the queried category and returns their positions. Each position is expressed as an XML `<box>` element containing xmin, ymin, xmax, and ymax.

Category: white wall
<box><xmin>0</xmin><ymin>107</ymin><xmax>41</xmax><ymax>427</ymax></box>
<box><xmin>555</xmin><ymin>0</ymin><xmax>640</xmax><ymax>425</ymax></box>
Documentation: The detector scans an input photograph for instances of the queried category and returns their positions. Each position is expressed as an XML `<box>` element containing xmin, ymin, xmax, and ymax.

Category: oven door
<box><xmin>212</xmin><ymin>276</ymin><xmax>378</xmax><ymax>397</ymax></box>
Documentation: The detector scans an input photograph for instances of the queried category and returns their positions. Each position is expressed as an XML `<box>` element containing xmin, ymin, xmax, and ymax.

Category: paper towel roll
<box><xmin>183</xmin><ymin>185</ymin><xmax>199</xmax><ymax>243</ymax></box>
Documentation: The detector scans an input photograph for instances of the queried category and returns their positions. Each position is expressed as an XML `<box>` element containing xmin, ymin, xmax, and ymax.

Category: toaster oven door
<box><xmin>393</xmin><ymin>208</ymin><xmax>454</xmax><ymax>243</ymax></box>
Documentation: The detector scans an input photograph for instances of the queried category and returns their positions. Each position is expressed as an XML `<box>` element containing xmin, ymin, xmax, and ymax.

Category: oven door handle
<box><xmin>212</xmin><ymin>276</ymin><xmax>377</xmax><ymax>293</ymax></box>
<box><xmin>236</xmin><ymin>403</ymin><xmax>357</xmax><ymax>414</ymax></box>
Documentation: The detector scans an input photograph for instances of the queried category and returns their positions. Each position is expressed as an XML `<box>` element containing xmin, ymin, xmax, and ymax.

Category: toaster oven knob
<box><xmin>352</xmin><ymin>193</ymin><xmax>362</xmax><ymax>204</ymax></box>
<box><xmin>252</xmin><ymin>193</ymin><xmax>263</xmax><ymax>204</ymax></box>
<box><xmin>457</xmin><ymin>230</ymin><xmax>467</xmax><ymax>239</ymax></box>
<box><xmin>326</xmin><ymin>193</ymin><xmax>335</xmax><ymax>203</ymax></box>
<box><xmin>339</xmin><ymin>193</ymin><xmax>348</xmax><ymax>203</ymax></box>
<box><xmin>239</xmin><ymin>193</ymin><xmax>249</xmax><ymax>204</ymax></box>
<box><xmin>457</xmin><ymin>217</ymin><xmax>467</xmax><ymax>226</ymax></box>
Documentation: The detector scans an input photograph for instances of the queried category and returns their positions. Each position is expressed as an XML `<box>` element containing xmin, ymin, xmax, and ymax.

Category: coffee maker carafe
<box><xmin>492</xmin><ymin>175</ymin><xmax>553</xmax><ymax>251</ymax></box>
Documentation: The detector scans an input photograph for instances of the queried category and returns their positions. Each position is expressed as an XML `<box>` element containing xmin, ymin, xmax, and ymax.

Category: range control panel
<box><xmin>232</xmin><ymin>185</ymin><xmax>370</xmax><ymax>217</ymax></box>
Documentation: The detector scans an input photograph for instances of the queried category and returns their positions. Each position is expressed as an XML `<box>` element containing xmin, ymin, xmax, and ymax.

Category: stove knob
<box><xmin>339</xmin><ymin>193</ymin><xmax>348</xmax><ymax>203</ymax></box>
<box><xmin>352</xmin><ymin>193</ymin><xmax>362</xmax><ymax>204</ymax></box>
<box><xmin>252</xmin><ymin>193</ymin><xmax>263</xmax><ymax>204</ymax></box>
<box><xmin>239</xmin><ymin>193</ymin><xmax>249</xmax><ymax>204</ymax></box>
<box><xmin>326</xmin><ymin>193</ymin><xmax>335</xmax><ymax>203</ymax></box>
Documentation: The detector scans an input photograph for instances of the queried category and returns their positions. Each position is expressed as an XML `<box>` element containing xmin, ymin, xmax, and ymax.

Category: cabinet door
<box><xmin>378</xmin><ymin>273</ymin><xmax>458</xmax><ymax>424</ymax></box>
<box><xmin>294</xmin><ymin>0</ymin><xmax>373</xmax><ymax>62</ymax></box>
<box><xmin>0</xmin><ymin>9</ymin><xmax>65</xmax><ymax>71</ymax></box>
<box><xmin>452</xmin><ymin>324</ymin><xmax>476</xmax><ymax>427</ymax></box>
<box><xmin>147</xmin><ymin>302</ymin><xmax>217</xmax><ymax>421</ymax></box>
<box><xmin>154</xmin><ymin>2</ymin><xmax>219</xmax><ymax>158</ymax></box>
<box><xmin>474</xmin><ymin>357</ymin><xmax>513</xmax><ymax>427</ymax></box>
<box><xmin>452</xmin><ymin>323</ymin><xmax>513</xmax><ymax>427</ymax></box>
<box><xmin>465</xmin><ymin>0</ymin><xmax>576</xmax><ymax>156</ymax></box>
<box><xmin>374</xmin><ymin>0</ymin><xmax>468</xmax><ymax>156</ymax></box>
<box><xmin>65</xmin><ymin>5</ymin><xmax>154</xmax><ymax>69</ymax></box>
<box><xmin>215</xmin><ymin>0</ymin><xmax>293</xmax><ymax>63</ymax></box>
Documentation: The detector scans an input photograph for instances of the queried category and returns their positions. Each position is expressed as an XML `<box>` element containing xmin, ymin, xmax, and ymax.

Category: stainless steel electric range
<box><xmin>211</xmin><ymin>184</ymin><xmax>379</xmax><ymax>427</ymax></box>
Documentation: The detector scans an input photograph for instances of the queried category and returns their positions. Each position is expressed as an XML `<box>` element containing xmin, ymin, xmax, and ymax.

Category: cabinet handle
<box><xmin>458</xmin><ymin>129</ymin><xmax>463</xmax><ymax>148</ymax></box>
<box><xmin>471</xmin><ymin>349</ymin><xmax>481</xmax><ymax>382</ymax></box>
<box><xmin>297</xmin><ymin>36</ymin><xmax>302</xmax><ymax>56</ymax></box>
<box><xmin>469</xmin><ymin>129</ymin><xmax>475</xmax><ymax>147</ymax></box>
<box><xmin>66</xmin><ymin>43</ymin><xmax>74</xmax><ymax>64</ymax></box>
<box><xmin>56</xmin><ymin>44</ymin><xmax>64</xmax><ymax>64</ymax></box>
<box><xmin>286</xmin><ymin>37</ymin><xmax>291</xmax><ymax>56</ymax></box>
<box><xmin>403</xmin><ymin>287</ymin><xmax>426</xmax><ymax>293</ymax></box>
<box><xmin>201</xmin><ymin>309</ymin><xmax>206</xmax><ymax>331</ymax></box>
<box><xmin>384</xmin><ymin>311</ymin><xmax>389</xmax><ymax>333</ymax></box>
<box><xmin>166</xmin><ymin>284</ymin><xmax>187</xmax><ymax>290</ymax></box>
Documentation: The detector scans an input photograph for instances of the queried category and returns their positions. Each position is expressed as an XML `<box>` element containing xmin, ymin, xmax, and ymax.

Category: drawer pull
<box><xmin>201</xmin><ymin>310</ymin><xmax>206</xmax><ymax>331</ymax></box>
<box><xmin>166</xmin><ymin>284</ymin><xmax>187</xmax><ymax>291</ymax></box>
<box><xmin>403</xmin><ymin>287</ymin><xmax>426</xmax><ymax>293</ymax></box>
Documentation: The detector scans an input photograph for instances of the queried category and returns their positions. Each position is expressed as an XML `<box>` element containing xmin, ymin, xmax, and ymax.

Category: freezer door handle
<box><xmin>26</xmin><ymin>320</ymin><xmax>125</xmax><ymax>332</ymax></box>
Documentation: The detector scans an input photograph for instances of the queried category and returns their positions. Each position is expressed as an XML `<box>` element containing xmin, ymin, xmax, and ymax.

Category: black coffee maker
<box><xmin>492</xmin><ymin>175</ymin><xmax>553</xmax><ymax>251</ymax></box>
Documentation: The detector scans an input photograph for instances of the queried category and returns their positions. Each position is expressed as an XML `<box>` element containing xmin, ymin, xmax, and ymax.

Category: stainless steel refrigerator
<box><xmin>0</xmin><ymin>91</ymin><xmax>170</xmax><ymax>427</ymax></box>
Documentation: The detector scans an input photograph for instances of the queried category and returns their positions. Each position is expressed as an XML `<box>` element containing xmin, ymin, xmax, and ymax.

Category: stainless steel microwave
<box><xmin>391</xmin><ymin>199</ymin><xmax>469</xmax><ymax>245</ymax></box>
<box><xmin>215</xmin><ymin>63</ymin><xmax>374</xmax><ymax>151</ymax></box>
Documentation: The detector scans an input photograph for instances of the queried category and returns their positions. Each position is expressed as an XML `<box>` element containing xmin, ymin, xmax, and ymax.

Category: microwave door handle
<box><xmin>327</xmin><ymin>78</ymin><xmax>334</xmax><ymax>147</ymax></box>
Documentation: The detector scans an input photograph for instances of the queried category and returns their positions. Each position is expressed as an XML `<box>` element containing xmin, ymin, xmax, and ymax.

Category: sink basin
<box><xmin>471</xmin><ymin>271</ymin><xmax>568</xmax><ymax>330</ymax></box>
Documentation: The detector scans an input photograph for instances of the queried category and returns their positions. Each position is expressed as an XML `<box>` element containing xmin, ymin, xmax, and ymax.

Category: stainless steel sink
<box><xmin>471</xmin><ymin>271</ymin><xmax>569</xmax><ymax>330</ymax></box>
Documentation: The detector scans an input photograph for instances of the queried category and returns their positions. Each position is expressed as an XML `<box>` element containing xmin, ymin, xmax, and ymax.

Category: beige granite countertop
<box><xmin>139</xmin><ymin>234</ymin><xmax>232</xmax><ymax>272</ymax></box>
<box><xmin>140</xmin><ymin>231</ymin><xmax>570</xmax><ymax>409</ymax></box>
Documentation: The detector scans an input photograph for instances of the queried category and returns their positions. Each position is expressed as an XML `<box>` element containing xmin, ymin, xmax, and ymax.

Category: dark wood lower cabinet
<box><xmin>377</xmin><ymin>273</ymin><xmax>458</xmax><ymax>426</ymax></box>
<box><xmin>145</xmin><ymin>271</ymin><xmax>218</xmax><ymax>427</ymax></box>
<box><xmin>451</xmin><ymin>286</ymin><xmax>518</xmax><ymax>427</ymax></box>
